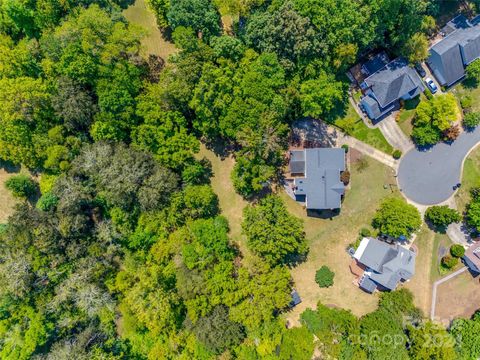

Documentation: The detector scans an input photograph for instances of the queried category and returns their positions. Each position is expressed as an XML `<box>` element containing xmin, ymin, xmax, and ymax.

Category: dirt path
<box><xmin>0</xmin><ymin>169</ymin><xmax>17</xmax><ymax>223</ymax></box>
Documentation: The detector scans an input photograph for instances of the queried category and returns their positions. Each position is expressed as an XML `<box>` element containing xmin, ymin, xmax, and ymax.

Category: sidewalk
<box><xmin>338</xmin><ymin>135</ymin><xmax>398</xmax><ymax>170</ymax></box>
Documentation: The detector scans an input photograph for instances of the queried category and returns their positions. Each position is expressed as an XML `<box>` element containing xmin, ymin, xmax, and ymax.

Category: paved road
<box><xmin>398</xmin><ymin>125</ymin><xmax>480</xmax><ymax>205</ymax></box>
<box><xmin>430</xmin><ymin>266</ymin><xmax>468</xmax><ymax>320</ymax></box>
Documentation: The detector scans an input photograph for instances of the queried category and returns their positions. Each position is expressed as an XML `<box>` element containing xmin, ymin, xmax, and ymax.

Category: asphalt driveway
<box><xmin>398</xmin><ymin>126</ymin><xmax>480</xmax><ymax>205</ymax></box>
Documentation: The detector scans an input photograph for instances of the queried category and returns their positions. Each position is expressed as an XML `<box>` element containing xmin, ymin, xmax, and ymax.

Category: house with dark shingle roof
<box><xmin>360</xmin><ymin>58</ymin><xmax>424</xmax><ymax>121</ymax></box>
<box><xmin>288</xmin><ymin>148</ymin><xmax>345</xmax><ymax>210</ymax></box>
<box><xmin>353</xmin><ymin>237</ymin><xmax>416</xmax><ymax>293</ymax></box>
<box><xmin>428</xmin><ymin>15</ymin><xmax>480</xmax><ymax>87</ymax></box>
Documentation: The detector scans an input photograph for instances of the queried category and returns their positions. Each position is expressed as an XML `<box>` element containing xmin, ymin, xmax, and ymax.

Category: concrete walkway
<box><xmin>377</xmin><ymin>115</ymin><xmax>414</xmax><ymax>153</ymax></box>
<box><xmin>339</xmin><ymin>135</ymin><xmax>398</xmax><ymax>169</ymax></box>
<box><xmin>430</xmin><ymin>266</ymin><xmax>468</xmax><ymax>320</ymax></box>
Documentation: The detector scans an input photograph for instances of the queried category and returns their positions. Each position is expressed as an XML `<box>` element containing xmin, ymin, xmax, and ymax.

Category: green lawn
<box><xmin>282</xmin><ymin>154</ymin><xmax>400</xmax><ymax>323</ymax></box>
<box><xmin>455</xmin><ymin>144</ymin><xmax>480</xmax><ymax>214</ymax></box>
<box><xmin>123</xmin><ymin>0</ymin><xmax>177</xmax><ymax>60</ymax></box>
<box><xmin>397</xmin><ymin>95</ymin><xmax>424</xmax><ymax>139</ymax></box>
<box><xmin>330</xmin><ymin>103</ymin><xmax>394</xmax><ymax>154</ymax></box>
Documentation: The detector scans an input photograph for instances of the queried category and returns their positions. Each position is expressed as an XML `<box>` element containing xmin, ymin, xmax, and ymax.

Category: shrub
<box><xmin>341</xmin><ymin>144</ymin><xmax>349</xmax><ymax>153</ymax></box>
<box><xmin>5</xmin><ymin>175</ymin><xmax>36</xmax><ymax>198</ymax></box>
<box><xmin>466</xmin><ymin>58</ymin><xmax>480</xmax><ymax>86</ymax></box>
<box><xmin>450</xmin><ymin>244</ymin><xmax>465</xmax><ymax>258</ymax></box>
<box><xmin>463</xmin><ymin>112</ymin><xmax>480</xmax><ymax>129</ymax></box>
<box><xmin>461</xmin><ymin>94</ymin><xmax>473</xmax><ymax>110</ymax></box>
<box><xmin>360</xmin><ymin>227</ymin><xmax>372</xmax><ymax>237</ymax></box>
<box><xmin>315</xmin><ymin>266</ymin><xmax>334</xmax><ymax>288</ymax></box>
<box><xmin>424</xmin><ymin>89</ymin><xmax>433</xmax><ymax>100</ymax></box>
<box><xmin>443</xmin><ymin>125</ymin><xmax>460</xmax><ymax>141</ymax></box>
<box><xmin>36</xmin><ymin>192</ymin><xmax>59</xmax><ymax>211</ymax></box>
<box><xmin>441</xmin><ymin>255</ymin><xmax>458</xmax><ymax>269</ymax></box>
<box><xmin>340</xmin><ymin>170</ymin><xmax>350</xmax><ymax>185</ymax></box>
<box><xmin>392</xmin><ymin>149</ymin><xmax>402</xmax><ymax>159</ymax></box>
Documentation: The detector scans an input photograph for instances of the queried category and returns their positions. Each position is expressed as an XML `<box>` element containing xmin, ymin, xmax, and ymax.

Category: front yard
<box><xmin>329</xmin><ymin>103</ymin><xmax>394</xmax><ymax>154</ymax></box>
<box><xmin>455</xmin><ymin>144</ymin><xmax>480</xmax><ymax>213</ymax></box>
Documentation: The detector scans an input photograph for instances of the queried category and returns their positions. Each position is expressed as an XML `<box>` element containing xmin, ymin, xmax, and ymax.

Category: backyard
<box><xmin>281</xmin><ymin>151</ymin><xmax>400</xmax><ymax>322</ymax></box>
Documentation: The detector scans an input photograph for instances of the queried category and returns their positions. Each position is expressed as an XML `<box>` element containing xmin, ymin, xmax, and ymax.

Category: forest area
<box><xmin>1</xmin><ymin>0</ymin><xmax>480</xmax><ymax>359</ymax></box>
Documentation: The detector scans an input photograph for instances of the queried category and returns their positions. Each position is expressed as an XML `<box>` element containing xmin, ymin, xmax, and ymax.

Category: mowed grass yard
<box><xmin>436</xmin><ymin>270</ymin><xmax>480</xmax><ymax>322</ymax></box>
<box><xmin>199</xmin><ymin>143</ymin><xmax>440</xmax><ymax>323</ymax></box>
<box><xmin>123</xmin><ymin>0</ymin><xmax>177</xmax><ymax>60</ymax></box>
<box><xmin>455</xmin><ymin>143</ymin><xmax>480</xmax><ymax>214</ymax></box>
<box><xmin>281</xmin><ymin>153</ymin><xmax>401</xmax><ymax>322</ymax></box>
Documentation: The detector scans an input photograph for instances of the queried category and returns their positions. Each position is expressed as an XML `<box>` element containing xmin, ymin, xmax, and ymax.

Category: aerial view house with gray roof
<box><xmin>463</xmin><ymin>243</ymin><xmax>480</xmax><ymax>275</ymax></box>
<box><xmin>428</xmin><ymin>15</ymin><xmax>480</xmax><ymax>86</ymax></box>
<box><xmin>353</xmin><ymin>237</ymin><xmax>416</xmax><ymax>293</ymax></box>
<box><xmin>288</xmin><ymin>148</ymin><xmax>345</xmax><ymax>210</ymax></box>
<box><xmin>360</xmin><ymin>57</ymin><xmax>424</xmax><ymax>121</ymax></box>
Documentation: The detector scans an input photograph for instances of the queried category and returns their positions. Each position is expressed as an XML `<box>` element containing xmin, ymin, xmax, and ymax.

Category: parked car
<box><xmin>425</xmin><ymin>77</ymin><xmax>438</xmax><ymax>94</ymax></box>
<box><xmin>414</xmin><ymin>63</ymin><xmax>426</xmax><ymax>77</ymax></box>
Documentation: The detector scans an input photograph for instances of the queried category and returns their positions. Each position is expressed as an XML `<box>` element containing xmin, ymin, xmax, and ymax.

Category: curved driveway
<box><xmin>398</xmin><ymin>125</ymin><xmax>480</xmax><ymax>205</ymax></box>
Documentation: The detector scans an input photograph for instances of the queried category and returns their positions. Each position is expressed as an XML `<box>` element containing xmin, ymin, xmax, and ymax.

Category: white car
<box><xmin>425</xmin><ymin>77</ymin><xmax>438</xmax><ymax>94</ymax></box>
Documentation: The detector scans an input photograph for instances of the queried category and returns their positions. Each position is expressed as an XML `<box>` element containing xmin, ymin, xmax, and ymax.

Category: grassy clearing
<box><xmin>282</xmin><ymin>154</ymin><xmax>400</xmax><ymax>323</ymax></box>
<box><xmin>0</xmin><ymin>167</ymin><xmax>21</xmax><ymax>223</ymax></box>
<box><xmin>455</xmin><ymin>144</ymin><xmax>480</xmax><ymax>214</ymax></box>
<box><xmin>330</xmin><ymin>103</ymin><xmax>394</xmax><ymax>154</ymax></box>
<box><xmin>123</xmin><ymin>0</ymin><xmax>177</xmax><ymax>60</ymax></box>
<box><xmin>196</xmin><ymin>145</ymin><xmax>254</xmax><ymax>262</ymax></box>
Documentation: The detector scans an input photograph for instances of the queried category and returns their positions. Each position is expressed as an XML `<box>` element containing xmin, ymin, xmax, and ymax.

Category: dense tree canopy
<box><xmin>242</xmin><ymin>195</ymin><xmax>307</xmax><ymax>266</ymax></box>
<box><xmin>0</xmin><ymin>0</ymin><xmax>475</xmax><ymax>358</ymax></box>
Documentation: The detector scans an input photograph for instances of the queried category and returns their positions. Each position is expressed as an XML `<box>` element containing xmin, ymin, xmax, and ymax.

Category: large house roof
<box><xmin>429</xmin><ymin>15</ymin><xmax>480</xmax><ymax>86</ymax></box>
<box><xmin>363</xmin><ymin>58</ymin><xmax>423</xmax><ymax>109</ymax></box>
<box><xmin>354</xmin><ymin>238</ymin><xmax>416</xmax><ymax>291</ymax></box>
<box><xmin>290</xmin><ymin>148</ymin><xmax>345</xmax><ymax>210</ymax></box>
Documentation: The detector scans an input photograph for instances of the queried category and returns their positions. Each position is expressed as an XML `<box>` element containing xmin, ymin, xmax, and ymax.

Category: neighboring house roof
<box><xmin>354</xmin><ymin>238</ymin><xmax>416</xmax><ymax>291</ymax></box>
<box><xmin>290</xmin><ymin>148</ymin><xmax>345</xmax><ymax>210</ymax></box>
<box><xmin>463</xmin><ymin>244</ymin><xmax>480</xmax><ymax>273</ymax></box>
<box><xmin>429</xmin><ymin>15</ymin><xmax>480</xmax><ymax>86</ymax></box>
<box><xmin>363</xmin><ymin>58</ymin><xmax>424</xmax><ymax>109</ymax></box>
